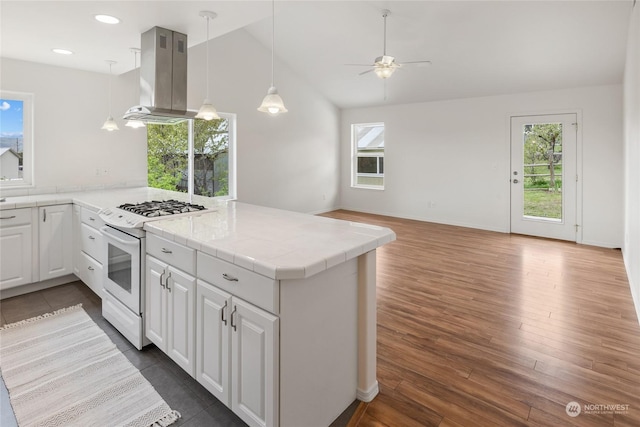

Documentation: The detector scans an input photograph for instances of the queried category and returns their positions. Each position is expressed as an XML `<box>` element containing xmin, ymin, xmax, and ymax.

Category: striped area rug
<box><xmin>0</xmin><ymin>304</ymin><xmax>180</xmax><ymax>427</ymax></box>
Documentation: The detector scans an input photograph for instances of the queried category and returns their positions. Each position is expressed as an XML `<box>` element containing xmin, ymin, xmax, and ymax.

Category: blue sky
<box><xmin>0</xmin><ymin>98</ymin><xmax>24</xmax><ymax>138</ymax></box>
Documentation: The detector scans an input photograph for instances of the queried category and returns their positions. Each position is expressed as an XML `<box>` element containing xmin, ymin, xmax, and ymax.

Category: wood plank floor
<box><xmin>321</xmin><ymin>210</ymin><xmax>640</xmax><ymax>427</ymax></box>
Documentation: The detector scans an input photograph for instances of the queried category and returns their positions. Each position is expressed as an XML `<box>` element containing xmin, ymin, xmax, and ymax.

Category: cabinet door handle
<box><xmin>159</xmin><ymin>271</ymin><xmax>166</xmax><ymax>288</ymax></box>
<box><xmin>221</xmin><ymin>301</ymin><xmax>228</xmax><ymax>325</ymax></box>
<box><xmin>165</xmin><ymin>272</ymin><xmax>172</xmax><ymax>292</ymax></box>
<box><xmin>88</xmin><ymin>235</ymin><xmax>95</xmax><ymax>240</ymax></box>
<box><xmin>161</xmin><ymin>248</ymin><xmax>173</xmax><ymax>254</ymax></box>
<box><xmin>230</xmin><ymin>305</ymin><xmax>237</xmax><ymax>331</ymax></box>
<box><xmin>88</xmin><ymin>266</ymin><xmax>95</xmax><ymax>271</ymax></box>
<box><xmin>0</xmin><ymin>215</ymin><xmax>16</xmax><ymax>220</ymax></box>
<box><xmin>43</xmin><ymin>209</ymin><xmax>47</xmax><ymax>222</ymax></box>
<box><xmin>222</xmin><ymin>273</ymin><xmax>238</xmax><ymax>282</ymax></box>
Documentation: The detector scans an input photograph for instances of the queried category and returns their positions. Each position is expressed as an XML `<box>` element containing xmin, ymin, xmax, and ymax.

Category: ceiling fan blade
<box><xmin>345</xmin><ymin>63</ymin><xmax>375</xmax><ymax>67</ymax></box>
<box><xmin>358</xmin><ymin>69</ymin><xmax>375</xmax><ymax>76</ymax></box>
<box><xmin>400</xmin><ymin>60</ymin><xmax>432</xmax><ymax>67</ymax></box>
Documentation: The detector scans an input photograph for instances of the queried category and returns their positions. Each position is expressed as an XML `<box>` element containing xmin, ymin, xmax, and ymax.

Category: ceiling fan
<box><xmin>348</xmin><ymin>9</ymin><xmax>431</xmax><ymax>79</ymax></box>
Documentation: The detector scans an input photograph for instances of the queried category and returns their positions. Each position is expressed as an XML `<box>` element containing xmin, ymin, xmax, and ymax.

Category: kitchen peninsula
<box><xmin>0</xmin><ymin>188</ymin><xmax>395</xmax><ymax>427</ymax></box>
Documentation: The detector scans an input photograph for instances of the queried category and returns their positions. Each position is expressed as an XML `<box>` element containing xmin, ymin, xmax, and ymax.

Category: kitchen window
<box><xmin>0</xmin><ymin>91</ymin><xmax>33</xmax><ymax>187</ymax></box>
<box><xmin>147</xmin><ymin>113</ymin><xmax>236</xmax><ymax>199</ymax></box>
<box><xmin>352</xmin><ymin>122</ymin><xmax>384</xmax><ymax>189</ymax></box>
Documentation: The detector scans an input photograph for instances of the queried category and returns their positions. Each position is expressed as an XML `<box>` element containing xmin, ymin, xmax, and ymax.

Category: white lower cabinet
<box><xmin>146</xmin><ymin>254</ymin><xmax>196</xmax><ymax>376</ymax></box>
<box><xmin>0</xmin><ymin>208</ymin><xmax>33</xmax><ymax>289</ymax></box>
<box><xmin>196</xmin><ymin>279</ymin><xmax>279</xmax><ymax>427</ymax></box>
<box><xmin>39</xmin><ymin>204</ymin><xmax>73</xmax><ymax>281</ymax></box>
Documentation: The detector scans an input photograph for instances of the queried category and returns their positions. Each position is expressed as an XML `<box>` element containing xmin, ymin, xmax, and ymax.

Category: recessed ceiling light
<box><xmin>52</xmin><ymin>48</ymin><xmax>73</xmax><ymax>55</ymax></box>
<box><xmin>95</xmin><ymin>14</ymin><xmax>120</xmax><ymax>24</ymax></box>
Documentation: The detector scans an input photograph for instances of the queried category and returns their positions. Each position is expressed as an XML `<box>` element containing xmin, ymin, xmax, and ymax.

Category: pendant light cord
<box><xmin>108</xmin><ymin>62</ymin><xmax>113</xmax><ymax>115</ymax></box>
<box><xmin>271</xmin><ymin>0</ymin><xmax>275</xmax><ymax>87</ymax></box>
<box><xmin>205</xmin><ymin>16</ymin><xmax>210</xmax><ymax>99</ymax></box>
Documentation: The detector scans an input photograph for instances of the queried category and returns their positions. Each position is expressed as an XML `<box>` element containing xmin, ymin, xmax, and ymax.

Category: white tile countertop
<box><xmin>144</xmin><ymin>202</ymin><xmax>396</xmax><ymax>280</ymax></box>
<box><xmin>0</xmin><ymin>186</ymin><xmax>396</xmax><ymax>280</ymax></box>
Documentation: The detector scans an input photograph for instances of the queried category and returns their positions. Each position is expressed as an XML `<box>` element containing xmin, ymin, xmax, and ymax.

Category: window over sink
<box><xmin>0</xmin><ymin>91</ymin><xmax>33</xmax><ymax>188</ymax></box>
<box><xmin>147</xmin><ymin>114</ymin><xmax>236</xmax><ymax>199</ymax></box>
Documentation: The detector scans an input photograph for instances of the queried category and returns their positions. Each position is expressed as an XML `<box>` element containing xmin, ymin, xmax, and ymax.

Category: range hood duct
<box><xmin>123</xmin><ymin>26</ymin><xmax>196</xmax><ymax>125</ymax></box>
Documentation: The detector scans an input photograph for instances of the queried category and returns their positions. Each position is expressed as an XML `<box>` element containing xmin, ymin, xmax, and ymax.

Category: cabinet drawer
<box><xmin>197</xmin><ymin>252</ymin><xmax>279</xmax><ymax>314</ymax></box>
<box><xmin>0</xmin><ymin>208</ymin><xmax>32</xmax><ymax>227</ymax></box>
<box><xmin>79</xmin><ymin>251</ymin><xmax>103</xmax><ymax>295</ymax></box>
<box><xmin>81</xmin><ymin>208</ymin><xmax>105</xmax><ymax>229</ymax></box>
<box><xmin>147</xmin><ymin>233</ymin><xmax>195</xmax><ymax>275</ymax></box>
<box><xmin>80</xmin><ymin>223</ymin><xmax>104</xmax><ymax>262</ymax></box>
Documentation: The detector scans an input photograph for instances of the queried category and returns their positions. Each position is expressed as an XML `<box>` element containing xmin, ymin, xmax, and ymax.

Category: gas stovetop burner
<box><xmin>118</xmin><ymin>200</ymin><xmax>207</xmax><ymax>217</ymax></box>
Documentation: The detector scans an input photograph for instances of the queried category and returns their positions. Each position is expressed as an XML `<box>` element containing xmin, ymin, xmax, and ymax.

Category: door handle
<box><xmin>43</xmin><ymin>208</ymin><xmax>47</xmax><ymax>222</ymax></box>
<box><xmin>159</xmin><ymin>271</ymin><xmax>165</xmax><ymax>288</ymax></box>
<box><xmin>221</xmin><ymin>301</ymin><xmax>228</xmax><ymax>325</ymax></box>
<box><xmin>165</xmin><ymin>272</ymin><xmax>172</xmax><ymax>292</ymax></box>
<box><xmin>230</xmin><ymin>305</ymin><xmax>237</xmax><ymax>331</ymax></box>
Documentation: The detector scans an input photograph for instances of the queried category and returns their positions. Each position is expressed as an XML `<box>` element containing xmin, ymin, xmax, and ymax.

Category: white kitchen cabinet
<box><xmin>72</xmin><ymin>205</ymin><xmax>81</xmax><ymax>277</ymax></box>
<box><xmin>196</xmin><ymin>279</ymin><xmax>279</xmax><ymax>427</ymax></box>
<box><xmin>76</xmin><ymin>208</ymin><xmax>105</xmax><ymax>297</ymax></box>
<box><xmin>0</xmin><ymin>208</ymin><xmax>33</xmax><ymax>289</ymax></box>
<box><xmin>230</xmin><ymin>296</ymin><xmax>279</xmax><ymax>427</ymax></box>
<box><xmin>38</xmin><ymin>204</ymin><xmax>73</xmax><ymax>281</ymax></box>
<box><xmin>145</xmin><ymin>254</ymin><xmax>196</xmax><ymax>377</ymax></box>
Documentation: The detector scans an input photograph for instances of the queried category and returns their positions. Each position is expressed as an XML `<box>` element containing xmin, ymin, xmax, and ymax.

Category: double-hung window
<box><xmin>0</xmin><ymin>91</ymin><xmax>33</xmax><ymax>188</ymax></box>
<box><xmin>352</xmin><ymin>122</ymin><xmax>384</xmax><ymax>189</ymax></box>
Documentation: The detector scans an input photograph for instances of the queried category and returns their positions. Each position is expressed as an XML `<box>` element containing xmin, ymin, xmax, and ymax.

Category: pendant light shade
<box><xmin>125</xmin><ymin>48</ymin><xmax>145</xmax><ymax>129</ymax></box>
<box><xmin>258</xmin><ymin>86</ymin><xmax>288</xmax><ymax>115</ymax></box>
<box><xmin>195</xmin><ymin>11</ymin><xmax>220</xmax><ymax>121</ymax></box>
<box><xmin>258</xmin><ymin>0</ymin><xmax>287</xmax><ymax>115</ymax></box>
<box><xmin>102</xmin><ymin>60</ymin><xmax>119</xmax><ymax>131</ymax></box>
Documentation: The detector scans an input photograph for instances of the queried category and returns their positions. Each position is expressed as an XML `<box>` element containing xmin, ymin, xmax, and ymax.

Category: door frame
<box><xmin>505</xmin><ymin>109</ymin><xmax>583</xmax><ymax>243</ymax></box>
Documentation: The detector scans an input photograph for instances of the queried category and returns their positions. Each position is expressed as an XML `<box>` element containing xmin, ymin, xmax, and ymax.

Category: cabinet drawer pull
<box><xmin>0</xmin><ymin>215</ymin><xmax>16</xmax><ymax>220</ymax></box>
<box><xmin>89</xmin><ymin>216</ymin><xmax>96</xmax><ymax>221</ymax></box>
<box><xmin>230</xmin><ymin>305</ymin><xmax>237</xmax><ymax>331</ymax></box>
<box><xmin>221</xmin><ymin>301</ymin><xmax>228</xmax><ymax>325</ymax></box>
<box><xmin>222</xmin><ymin>273</ymin><xmax>238</xmax><ymax>282</ymax></box>
<box><xmin>159</xmin><ymin>272</ymin><xmax>166</xmax><ymax>288</ymax></box>
<box><xmin>88</xmin><ymin>235</ymin><xmax>95</xmax><ymax>240</ymax></box>
<box><xmin>43</xmin><ymin>209</ymin><xmax>47</xmax><ymax>222</ymax></box>
<box><xmin>161</xmin><ymin>248</ymin><xmax>173</xmax><ymax>254</ymax></box>
<box><xmin>88</xmin><ymin>266</ymin><xmax>95</xmax><ymax>271</ymax></box>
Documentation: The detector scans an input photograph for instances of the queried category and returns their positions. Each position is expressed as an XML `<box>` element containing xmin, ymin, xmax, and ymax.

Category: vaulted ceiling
<box><xmin>1</xmin><ymin>1</ymin><xmax>632</xmax><ymax>109</ymax></box>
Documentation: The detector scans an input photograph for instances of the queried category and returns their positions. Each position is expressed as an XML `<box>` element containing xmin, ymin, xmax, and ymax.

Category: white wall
<box><xmin>0</xmin><ymin>58</ymin><xmax>148</xmax><ymax>195</ymax></box>
<box><xmin>0</xmin><ymin>29</ymin><xmax>341</xmax><ymax>215</ymax></box>
<box><xmin>623</xmin><ymin>4</ymin><xmax>640</xmax><ymax>319</ymax></box>
<box><xmin>187</xmin><ymin>29</ymin><xmax>341</xmax><ymax>214</ymax></box>
<box><xmin>341</xmin><ymin>85</ymin><xmax>624</xmax><ymax>248</ymax></box>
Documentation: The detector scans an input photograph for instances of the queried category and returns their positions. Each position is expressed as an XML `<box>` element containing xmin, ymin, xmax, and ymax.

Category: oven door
<box><xmin>101</xmin><ymin>225</ymin><xmax>141</xmax><ymax>314</ymax></box>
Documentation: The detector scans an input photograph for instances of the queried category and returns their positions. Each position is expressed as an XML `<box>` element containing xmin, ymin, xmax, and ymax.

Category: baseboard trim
<box><xmin>356</xmin><ymin>381</ymin><xmax>379</xmax><ymax>403</ymax></box>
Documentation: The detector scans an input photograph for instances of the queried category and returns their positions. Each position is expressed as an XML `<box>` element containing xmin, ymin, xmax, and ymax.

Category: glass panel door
<box><xmin>107</xmin><ymin>244</ymin><xmax>132</xmax><ymax>293</ymax></box>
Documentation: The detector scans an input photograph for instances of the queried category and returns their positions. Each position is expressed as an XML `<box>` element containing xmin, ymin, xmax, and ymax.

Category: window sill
<box><xmin>351</xmin><ymin>185</ymin><xmax>385</xmax><ymax>191</ymax></box>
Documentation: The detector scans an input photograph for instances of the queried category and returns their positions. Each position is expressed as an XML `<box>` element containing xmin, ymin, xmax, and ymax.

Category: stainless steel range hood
<box><xmin>123</xmin><ymin>26</ymin><xmax>196</xmax><ymax>125</ymax></box>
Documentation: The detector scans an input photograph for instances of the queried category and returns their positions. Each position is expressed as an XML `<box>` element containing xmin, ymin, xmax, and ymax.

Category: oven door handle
<box><xmin>100</xmin><ymin>226</ymin><xmax>140</xmax><ymax>247</ymax></box>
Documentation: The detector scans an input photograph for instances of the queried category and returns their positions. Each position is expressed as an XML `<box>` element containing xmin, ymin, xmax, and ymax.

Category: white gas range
<box><xmin>98</xmin><ymin>200</ymin><xmax>208</xmax><ymax>349</ymax></box>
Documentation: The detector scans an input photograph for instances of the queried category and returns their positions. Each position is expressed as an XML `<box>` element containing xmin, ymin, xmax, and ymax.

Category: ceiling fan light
<box><xmin>125</xmin><ymin>119</ymin><xmax>146</xmax><ymax>129</ymax></box>
<box><xmin>195</xmin><ymin>100</ymin><xmax>220</xmax><ymax>120</ymax></box>
<box><xmin>258</xmin><ymin>86</ymin><xmax>288</xmax><ymax>115</ymax></box>
<box><xmin>101</xmin><ymin>116</ymin><xmax>119</xmax><ymax>131</ymax></box>
<box><xmin>374</xmin><ymin>66</ymin><xmax>396</xmax><ymax>79</ymax></box>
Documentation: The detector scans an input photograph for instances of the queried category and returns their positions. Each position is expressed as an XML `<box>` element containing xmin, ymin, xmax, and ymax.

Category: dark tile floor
<box><xmin>0</xmin><ymin>281</ymin><xmax>356</xmax><ymax>427</ymax></box>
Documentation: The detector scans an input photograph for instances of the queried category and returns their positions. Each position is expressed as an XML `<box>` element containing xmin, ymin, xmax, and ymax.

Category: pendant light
<box><xmin>258</xmin><ymin>0</ymin><xmax>287</xmax><ymax>115</ymax></box>
<box><xmin>101</xmin><ymin>60</ymin><xmax>119</xmax><ymax>131</ymax></box>
<box><xmin>125</xmin><ymin>48</ymin><xmax>145</xmax><ymax>129</ymax></box>
<box><xmin>195</xmin><ymin>11</ymin><xmax>220</xmax><ymax>121</ymax></box>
